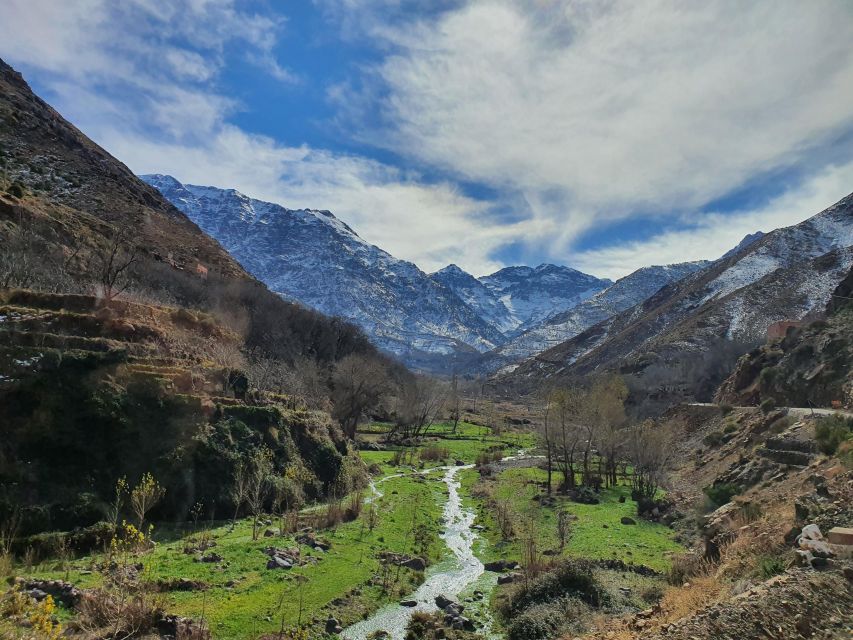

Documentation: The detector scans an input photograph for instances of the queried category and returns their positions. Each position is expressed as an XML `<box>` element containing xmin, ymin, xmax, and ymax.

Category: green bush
<box><xmin>723</xmin><ymin>423</ymin><xmax>737</xmax><ymax>434</ymax></box>
<box><xmin>704</xmin><ymin>482</ymin><xmax>739</xmax><ymax>507</ymax></box>
<box><xmin>6</xmin><ymin>182</ymin><xmax>24</xmax><ymax>198</ymax></box>
<box><xmin>500</xmin><ymin>559</ymin><xmax>605</xmax><ymax>618</ymax></box>
<box><xmin>814</xmin><ymin>414</ymin><xmax>853</xmax><ymax>455</ymax></box>
<box><xmin>703</xmin><ymin>431</ymin><xmax>724</xmax><ymax>447</ymax></box>
<box><xmin>506</xmin><ymin>597</ymin><xmax>587</xmax><ymax>640</ymax></box>
<box><xmin>719</xmin><ymin>404</ymin><xmax>734</xmax><ymax>416</ymax></box>
<box><xmin>756</xmin><ymin>554</ymin><xmax>786</xmax><ymax>579</ymax></box>
<box><xmin>760</xmin><ymin>397</ymin><xmax>776</xmax><ymax>414</ymax></box>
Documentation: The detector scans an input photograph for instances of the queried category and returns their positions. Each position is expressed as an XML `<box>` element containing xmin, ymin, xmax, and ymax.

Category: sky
<box><xmin>1</xmin><ymin>0</ymin><xmax>852</xmax><ymax>279</ymax></box>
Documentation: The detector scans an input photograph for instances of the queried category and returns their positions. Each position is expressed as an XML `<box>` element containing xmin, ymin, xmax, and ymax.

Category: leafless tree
<box><xmin>626</xmin><ymin>419</ymin><xmax>675</xmax><ymax>501</ymax></box>
<box><xmin>331</xmin><ymin>354</ymin><xmax>390</xmax><ymax>438</ymax></box>
<box><xmin>447</xmin><ymin>373</ymin><xmax>462</xmax><ymax>433</ymax></box>
<box><xmin>96</xmin><ymin>229</ymin><xmax>139</xmax><ymax>301</ymax></box>
<box><xmin>394</xmin><ymin>375</ymin><xmax>448</xmax><ymax>438</ymax></box>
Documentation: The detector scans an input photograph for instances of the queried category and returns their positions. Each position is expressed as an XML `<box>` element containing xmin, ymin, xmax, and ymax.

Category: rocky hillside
<box><xmin>0</xmin><ymin>58</ymin><xmax>376</xmax><ymax>369</ymax></box>
<box><xmin>478</xmin><ymin>261</ymin><xmax>709</xmax><ymax>373</ymax></box>
<box><xmin>717</xmin><ymin>265</ymin><xmax>853</xmax><ymax>408</ymax></box>
<box><xmin>476</xmin><ymin>264</ymin><xmax>611</xmax><ymax>333</ymax></box>
<box><xmin>0</xmin><ymin>288</ymin><xmax>363</xmax><ymax>535</ymax></box>
<box><xmin>504</xmin><ymin>194</ymin><xmax>853</xmax><ymax>401</ymax></box>
<box><xmin>143</xmin><ymin>174</ymin><xmax>612</xmax><ymax>368</ymax></box>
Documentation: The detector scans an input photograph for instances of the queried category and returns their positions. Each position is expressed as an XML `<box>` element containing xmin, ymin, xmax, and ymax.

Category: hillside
<box><xmin>0</xmin><ymin>58</ymin><xmax>375</xmax><ymax>368</ymax></box>
<box><xmin>0</xmin><ymin>289</ymin><xmax>364</xmax><ymax>536</ymax></box>
<box><xmin>478</xmin><ymin>261</ymin><xmax>709</xmax><ymax>373</ymax></box>
<box><xmin>503</xmin><ymin>193</ymin><xmax>853</xmax><ymax>403</ymax></box>
<box><xmin>717</xmin><ymin>265</ymin><xmax>853</xmax><ymax>408</ymax></box>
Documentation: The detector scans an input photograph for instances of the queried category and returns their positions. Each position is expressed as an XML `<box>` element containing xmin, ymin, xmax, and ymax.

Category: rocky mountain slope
<box><xmin>141</xmin><ymin>175</ymin><xmax>508</xmax><ymax>364</ymax></box>
<box><xmin>479</xmin><ymin>261</ymin><xmax>710</xmax><ymax>373</ymax></box>
<box><xmin>504</xmin><ymin>193</ymin><xmax>853</xmax><ymax>397</ymax></box>
<box><xmin>0</xmin><ymin>58</ymin><xmax>377</xmax><ymax>368</ymax></box>
<box><xmin>143</xmin><ymin>175</ymin><xmax>612</xmax><ymax>368</ymax></box>
<box><xmin>717</xmin><ymin>265</ymin><xmax>853</xmax><ymax>408</ymax></box>
<box><xmin>479</xmin><ymin>264</ymin><xmax>611</xmax><ymax>333</ymax></box>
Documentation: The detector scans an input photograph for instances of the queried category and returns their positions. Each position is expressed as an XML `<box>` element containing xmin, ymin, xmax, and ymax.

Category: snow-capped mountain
<box><xmin>429</xmin><ymin>264</ymin><xmax>519</xmax><ymax>334</ymax></box>
<box><xmin>142</xmin><ymin>175</ymin><xmax>622</xmax><ymax>370</ymax></box>
<box><xmin>481</xmin><ymin>260</ymin><xmax>710</xmax><ymax>372</ymax></box>
<box><xmin>141</xmin><ymin>175</ymin><xmax>506</xmax><ymax>364</ymax></box>
<box><xmin>479</xmin><ymin>264</ymin><xmax>611</xmax><ymax>333</ymax></box>
<box><xmin>506</xmin><ymin>192</ymin><xmax>853</xmax><ymax>392</ymax></box>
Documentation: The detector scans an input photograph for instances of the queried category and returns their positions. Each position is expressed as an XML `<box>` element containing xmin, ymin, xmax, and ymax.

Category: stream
<box><xmin>341</xmin><ymin>464</ymin><xmax>491</xmax><ymax>640</ymax></box>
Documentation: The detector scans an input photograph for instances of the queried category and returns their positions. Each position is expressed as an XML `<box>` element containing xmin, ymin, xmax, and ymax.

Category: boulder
<box><xmin>402</xmin><ymin>557</ymin><xmax>427</xmax><ymax>571</ymax></box>
<box><xmin>399</xmin><ymin>599</ymin><xmax>417</xmax><ymax>607</ymax></box>
<box><xmin>621</xmin><ymin>517</ymin><xmax>637</xmax><ymax>525</ymax></box>
<box><xmin>325</xmin><ymin>617</ymin><xmax>342</xmax><ymax>634</ymax></box>
<box><xmin>484</xmin><ymin>559</ymin><xmax>518</xmax><ymax>572</ymax></box>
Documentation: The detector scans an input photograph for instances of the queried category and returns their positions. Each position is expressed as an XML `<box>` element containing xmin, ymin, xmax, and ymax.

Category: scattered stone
<box><xmin>483</xmin><ymin>559</ymin><xmax>518</xmax><ymax>572</ymax></box>
<box><xmin>198</xmin><ymin>552</ymin><xmax>222</xmax><ymax>563</ymax></box>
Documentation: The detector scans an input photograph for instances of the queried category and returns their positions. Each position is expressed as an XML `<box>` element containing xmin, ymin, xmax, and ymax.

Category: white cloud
<box><xmin>571</xmin><ymin>161</ymin><xmax>853</xmax><ymax>280</ymax></box>
<box><xmin>341</xmin><ymin>0</ymin><xmax>853</xmax><ymax>254</ymax></box>
<box><xmin>2</xmin><ymin>0</ymin><xmax>852</xmax><ymax>280</ymax></box>
<box><xmin>0</xmin><ymin>0</ymin><xmax>505</xmax><ymax>275</ymax></box>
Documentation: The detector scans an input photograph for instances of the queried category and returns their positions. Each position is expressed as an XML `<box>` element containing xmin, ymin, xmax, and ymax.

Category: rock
<box><xmin>402</xmin><ymin>557</ymin><xmax>427</xmax><ymax>571</ymax></box>
<box><xmin>399</xmin><ymin>599</ymin><xmax>417</xmax><ymax>607</ymax></box>
<box><xmin>497</xmin><ymin>573</ymin><xmax>518</xmax><ymax>585</ymax></box>
<box><xmin>621</xmin><ymin>517</ymin><xmax>637</xmax><ymax>525</ymax></box>
<box><xmin>435</xmin><ymin>594</ymin><xmax>454</xmax><ymax>609</ymax></box>
<box><xmin>263</xmin><ymin>529</ymin><xmax>276</xmax><ymax>538</ymax></box>
<box><xmin>619</xmin><ymin>495</ymin><xmax>626</xmax><ymax>503</ymax></box>
<box><xmin>484</xmin><ymin>559</ymin><xmax>518</xmax><ymax>572</ymax></box>
<box><xmin>199</xmin><ymin>552</ymin><xmax>222</xmax><ymax>563</ymax></box>
<box><xmin>455</xmin><ymin>460</ymin><xmax>465</xmax><ymax>466</ymax></box>
<box><xmin>267</xmin><ymin>556</ymin><xmax>293</xmax><ymax>570</ymax></box>
<box><xmin>325</xmin><ymin>617</ymin><xmax>341</xmax><ymax>634</ymax></box>
<box><xmin>827</xmin><ymin>527</ymin><xmax>853</xmax><ymax>546</ymax></box>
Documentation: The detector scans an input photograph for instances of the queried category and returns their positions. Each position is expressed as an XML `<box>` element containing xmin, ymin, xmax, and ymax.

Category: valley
<box><xmin>1</xmin><ymin>13</ymin><xmax>853</xmax><ymax>640</ymax></box>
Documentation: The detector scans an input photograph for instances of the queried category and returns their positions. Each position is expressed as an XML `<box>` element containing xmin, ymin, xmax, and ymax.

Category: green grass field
<box><xmin>25</xmin><ymin>470</ymin><xmax>446</xmax><ymax>639</ymax></box>
<box><xmin>464</xmin><ymin>466</ymin><xmax>682</xmax><ymax>572</ymax></box>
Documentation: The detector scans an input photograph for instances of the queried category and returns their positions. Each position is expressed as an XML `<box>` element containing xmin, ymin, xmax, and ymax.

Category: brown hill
<box><xmin>0</xmin><ymin>57</ymin><xmax>375</xmax><ymax>366</ymax></box>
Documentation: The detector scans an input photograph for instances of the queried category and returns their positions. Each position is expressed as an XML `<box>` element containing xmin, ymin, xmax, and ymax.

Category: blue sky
<box><xmin>1</xmin><ymin>1</ymin><xmax>852</xmax><ymax>278</ymax></box>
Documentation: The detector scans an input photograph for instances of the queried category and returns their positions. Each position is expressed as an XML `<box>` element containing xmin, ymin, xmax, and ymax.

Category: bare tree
<box><xmin>626</xmin><ymin>419</ymin><xmax>675</xmax><ymax>502</ymax></box>
<box><xmin>96</xmin><ymin>229</ymin><xmax>139</xmax><ymax>301</ymax></box>
<box><xmin>331</xmin><ymin>354</ymin><xmax>390</xmax><ymax>439</ymax></box>
<box><xmin>229</xmin><ymin>460</ymin><xmax>250</xmax><ymax>528</ymax></box>
<box><xmin>447</xmin><ymin>373</ymin><xmax>462</xmax><ymax>433</ymax></box>
<box><xmin>394</xmin><ymin>375</ymin><xmax>448</xmax><ymax>439</ymax></box>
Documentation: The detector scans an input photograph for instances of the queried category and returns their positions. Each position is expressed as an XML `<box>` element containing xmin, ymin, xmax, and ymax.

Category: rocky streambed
<box><xmin>341</xmin><ymin>464</ymin><xmax>494</xmax><ymax>640</ymax></box>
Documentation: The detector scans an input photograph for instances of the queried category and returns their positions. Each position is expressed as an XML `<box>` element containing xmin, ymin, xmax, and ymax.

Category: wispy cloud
<box><xmin>332</xmin><ymin>0</ymin><xmax>853</xmax><ymax>262</ymax></box>
<box><xmin>571</xmin><ymin>161</ymin><xmax>853</xmax><ymax>279</ymax></box>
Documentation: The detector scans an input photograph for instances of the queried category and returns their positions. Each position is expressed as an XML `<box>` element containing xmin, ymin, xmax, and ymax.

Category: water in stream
<box><xmin>341</xmin><ymin>464</ymin><xmax>489</xmax><ymax>640</ymax></box>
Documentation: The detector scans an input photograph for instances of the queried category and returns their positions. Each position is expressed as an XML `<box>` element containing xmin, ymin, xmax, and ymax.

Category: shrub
<box><xmin>719</xmin><ymin>404</ymin><xmax>734</xmax><ymax>416</ymax></box>
<box><xmin>704</xmin><ymin>482</ymin><xmax>739</xmax><ymax>507</ymax></box>
<box><xmin>814</xmin><ymin>414</ymin><xmax>853</xmax><ymax>455</ymax></box>
<box><xmin>703</xmin><ymin>431</ymin><xmax>724</xmax><ymax>447</ymax></box>
<box><xmin>6</xmin><ymin>182</ymin><xmax>24</xmax><ymax>198</ymax></box>
<box><xmin>666</xmin><ymin>552</ymin><xmax>713</xmax><ymax>585</ymax></box>
<box><xmin>500</xmin><ymin>559</ymin><xmax>605</xmax><ymax>617</ymax></box>
<box><xmin>760</xmin><ymin>397</ymin><xmax>776</xmax><ymax>414</ymax></box>
<box><xmin>723</xmin><ymin>423</ymin><xmax>737</xmax><ymax>434</ymax></box>
<box><xmin>756</xmin><ymin>554</ymin><xmax>787</xmax><ymax>579</ymax></box>
<box><xmin>419</xmin><ymin>445</ymin><xmax>449</xmax><ymax>462</ymax></box>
